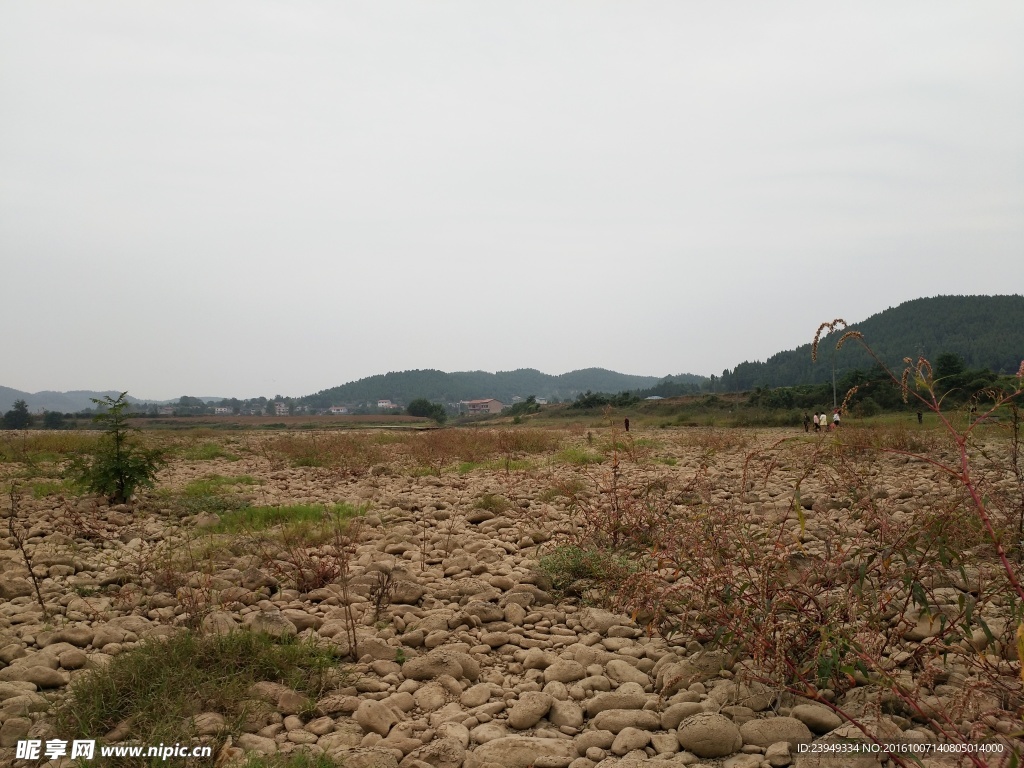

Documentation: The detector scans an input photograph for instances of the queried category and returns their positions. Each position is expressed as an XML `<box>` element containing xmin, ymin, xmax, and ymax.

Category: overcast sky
<box><xmin>2</xmin><ymin>2</ymin><xmax>1022</xmax><ymax>400</ymax></box>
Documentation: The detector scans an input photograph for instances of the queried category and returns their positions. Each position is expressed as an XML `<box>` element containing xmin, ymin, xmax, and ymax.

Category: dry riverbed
<box><xmin>0</xmin><ymin>425</ymin><xmax>1021</xmax><ymax>768</ymax></box>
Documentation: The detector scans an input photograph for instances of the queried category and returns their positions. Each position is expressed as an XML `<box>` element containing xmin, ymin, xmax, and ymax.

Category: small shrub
<box><xmin>539</xmin><ymin>544</ymin><xmax>635</xmax><ymax>593</ymax></box>
<box><xmin>474</xmin><ymin>493</ymin><xmax>511</xmax><ymax>513</ymax></box>
<box><xmin>68</xmin><ymin>393</ymin><xmax>164</xmax><ymax>504</ymax></box>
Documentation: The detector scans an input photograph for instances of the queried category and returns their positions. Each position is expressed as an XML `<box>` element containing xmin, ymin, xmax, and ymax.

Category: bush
<box><xmin>69</xmin><ymin>392</ymin><xmax>164</xmax><ymax>503</ymax></box>
<box><xmin>2</xmin><ymin>399</ymin><xmax>31</xmax><ymax>430</ymax></box>
<box><xmin>407</xmin><ymin>398</ymin><xmax>447</xmax><ymax>423</ymax></box>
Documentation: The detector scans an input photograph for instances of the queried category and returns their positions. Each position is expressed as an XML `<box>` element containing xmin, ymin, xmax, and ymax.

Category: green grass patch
<box><xmin>52</xmin><ymin>630</ymin><xmax>345</xmax><ymax>768</ymax></box>
<box><xmin>212</xmin><ymin>502</ymin><xmax>365</xmax><ymax>535</ymax></box>
<box><xmin>539</xmin><ymin>544</ymin><xmax>637</xmax><ymax>593</ymax></box>
<box><xmin>474</xmin><ymin>493</ymin><xmax>512</xmax><ymax>513</ymax></box>
<box><xmin>557</xmin><ymin>447</ymin><xmax>603</xmax><ymax>466</ymax></box>
<box><xmin>180</xmin><ymin>441</ymin><xmax>239</xmax><ymax>461</ymax></box>
<box><xmin>30</xmin><ymin>478</ymin><xmax>73</xmax><ymax>497</ymax></box>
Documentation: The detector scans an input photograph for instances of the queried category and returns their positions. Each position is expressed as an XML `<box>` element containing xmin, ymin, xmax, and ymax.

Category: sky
<box><xmin>2</xmin><ymin>2</ymin><xmax>1022</xmax><ymax>400</ymax></box>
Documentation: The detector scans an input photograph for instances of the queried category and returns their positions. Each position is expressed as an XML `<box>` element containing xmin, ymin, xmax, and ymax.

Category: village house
<box><xmin>461</xmin><ymin>399</ymin><xmax>505</xmax><ymax>415</ymax></box>
<box><xmin>213</xmin><ymin>407</ymin><xmax>231</xmax><ymax>415</ymax></box>
<box><xmin>377</xmin><ymin>399</ymin><xmax>396</xmax><ymax>410</ymax></box>
<box><xmin>274</xmin><ymin>402</ymin><xmax>289</xmax><ymax>416</ymax></box>
<box><xmin>328</xmin><ymin>405</ymin><xmax>349</xmax><ymax>415</ymax></box>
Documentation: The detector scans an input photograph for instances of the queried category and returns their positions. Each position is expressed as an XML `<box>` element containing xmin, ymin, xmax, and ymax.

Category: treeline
<box><xmin>719</xmin><ymin>295</ymin><xmax>1024</xmax><ymax>391</ymax></box>
<box><xmin>747</xmin><ymin>353</ymin><xmax>1012</xmax><ymax>415</ymax></box>
<box><xmin>301</xmin><ymin>368</ymin><xmax>705</xmax><ymax>409</ymax></box>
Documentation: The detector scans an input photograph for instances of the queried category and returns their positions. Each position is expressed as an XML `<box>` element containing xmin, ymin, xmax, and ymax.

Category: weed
<box><xmin>539</xmin><ymin>544</ymin><xmax>636</xmax><ymax>595</ymax></box>
<box><xmin>52</xmin><ymin>630</ymin><xmax>344</xmax><ymax>767</ymax></box>
<box><xmin>474</xmin><ymin>493</ymin><xmax>511</xmax><ymax>514</ymax></box>
<box><xmin>7</xmin><ymin>485</ymin><xmax>48</xmax><ymax>615</ymax></box>
<box><xmin>558</xmin><ymin>447</ymin><xmax>603</xmax><ymax>466</ymax></box>
<box><xmin>212</xmin><ymin>502</ymin><xmax>363</xmax><ymax>535</ymax></box>
<box><xmin>180</xmin><ymin>441</ymin><xmax>238</xmax><ymax>461</ymax></box>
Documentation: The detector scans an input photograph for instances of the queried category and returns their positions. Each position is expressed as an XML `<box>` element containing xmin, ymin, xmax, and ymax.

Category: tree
<box><xmin>935</xmin><ymin>352</ymin><xmax>966</xmax><ymax>380</ymax></box>
<box><xmin>43</xmin><ymin>411</ymin><xmax>65</xmax><ymax>429</ymax></box>
<box><xmin>407</xmin><ymin>398</ymin><xmax>447</xmax><ymax>424</ymax></box>
<box><xmin>2</xmin><ymin>400</ymin><xmax>31</xmax><ymax>430</ymax></box>
<box><xmin>70</xmin><ymin>392</ymin><xmax>164</xmax><ymax>504</ymax></box>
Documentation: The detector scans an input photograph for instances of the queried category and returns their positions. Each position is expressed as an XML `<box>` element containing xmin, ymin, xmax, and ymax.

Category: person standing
<box><xmin>624</xmin><ymin>417</ymin><xmax>630</xmax><ymax>432</ymax></box>
<box><xmin>833</xmin><ymin>410</ymin><xmax>841</xmax><ymax>429</ymax></box>
<box><xmin>803</xmin><ymin>413</ymin><xmax>811</xmax><ymax>432</ymax></box>
<box><xmin>813</xmin><ymin>413</ymin><xmax>820</xmax><ymax>432</ymax></box>
<box><xmin>821</xmin><ymin>412</ymin><xmax>828</xmax><ymax>432</ymax></box>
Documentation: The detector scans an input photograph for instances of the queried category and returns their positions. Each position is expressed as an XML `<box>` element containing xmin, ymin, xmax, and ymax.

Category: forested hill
<box><xmin>720</xmin><ymin>295</ymin><xmax>1024</xmax><ymax>392</ymax></box>
<box><xmin>302</xmin><ymin>368</ymin><xmax>706</xmax><ymax>407</ymax></box>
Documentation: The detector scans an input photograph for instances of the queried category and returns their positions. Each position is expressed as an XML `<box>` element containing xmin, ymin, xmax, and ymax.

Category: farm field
<box><xmin>0</xmin><ymin>422</ymin><xmax>1021</xmax><ymax>768</ymax></box>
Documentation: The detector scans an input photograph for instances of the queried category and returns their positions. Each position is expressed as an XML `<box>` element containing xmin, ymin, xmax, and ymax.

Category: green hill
<box><xmin>301</xmin><ymin>368</ymin><xmax>707</xmax><ymax>408</ymax></box>
<box><xmin>721</xmin><ymin>295</ymin><xmax>1024</xmax><ymax>391</ymax></box>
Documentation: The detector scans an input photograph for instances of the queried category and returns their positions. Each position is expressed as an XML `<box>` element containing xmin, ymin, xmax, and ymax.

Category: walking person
<box><xmin>833</xmin><ymin>409</ymin><xmax>841</xmax><ymax>429</ymax></box>
<box><xmin>813</xmin><ymin>413</ymin><xmax>820</xmax><ymax>432</ymax></box>
<box><xmin>624</xmin><ymin>417</ymin><xmax>630</xmax><ymax>433</ymax></box>
<box><xmin>820</xmin><ymin>412</ymin><xmax>828</xmax><ymax>432</ymax></box>
<box><xmin>803</xmin><ymin>413</ymin><xmax>811</xmax><ymax>432</ymax></box>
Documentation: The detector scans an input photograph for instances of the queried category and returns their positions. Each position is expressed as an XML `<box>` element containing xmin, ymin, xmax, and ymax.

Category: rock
<box><xmin>741</xmin><ymin>720</ymin><xmax>811</xmax><ymax>749</ymax></box>
<box><xmin>202</xmin><ymin>611</ymin><xmax>240</xmax><ymax>635</ymax></box>
<box><xmin>585</xmin><ymin>691</ymin><xmax>648</xmax><ymax>716</ymax></box>
<box><xmin>605</xmin><ymin>660</ymin><xmax>650</xmax><ymax>687</ymax></box>
<box><xmin>611</xmin><ymin>727</ymin><xmax>651</xmax><ymax>755</ymax></box>
<box><xmin>468</xmin><ymin>736</ymin><xmax>577</xmax><ymax>768</ymax></box>
<box><xmin>543</xmin><ymin>660</ymin><xmax>587</xmax><ymax>684</ymax></box>
<box><xmin>342</xmin><ymin>750</ymin><xmax>402</xmax><ymax>768</ymax></box>
<box><xmin>579</xmin><ymin>608</ymin><xmax>631</xmax><ymax>634</ymax></box>
<box><xmin>58</xmin><ymin>649</ymin><xmax>88</xmax><ymax>670</ymax></box>
<box><xmin>765</xmin><ymin>741</ymin><xmax>793</xmax><ymax>767</ymax></box>
<box><xmin>724</xmin><ymin>755</ymin><xmax>763</xmax><ymax>768</ymax></box>
<box><xmin>0</xmin><ymin>576</ymin><xmax>33</xmax><ymax>600</ymax></box>
<box><xmin>356</xmin><ymin>699</ymin><xmax>401</xmax><ymax>736</ymax></box>
<box><xmin>245</xmin><ymin>610</ymin><xmax>298</xmax><ymax>639</ymax></box>
<box><xmin>236</xmin><ymin>733</ymin><xmax>278</xmax><ymax>754</ymax></box>
<box><xmin>508</xmin><ymin>691</ymin><xmax>553</xmax><ymax>729</ymax></box>
<box><xmin>41</xmin><ymin>627</ymin><xmax>95</xmax><ymax>648</ymax></box>
<box><xmin>548</xmin><ymin>699</ymin><xmax>584</xmax><ymax>728</ymax></box>
<box><xmin>661</xmin><ymin>701</ymin><xmax>705</xmax><ymax>730</ymax></box>
<box><xmin>590</xmin><ymin>709</ymin><xmax>661</xmax><ymax>733</ymax></box>
<box><xmin>676</xmin><ymin>713</ymin><xmax>743</xmax><ymax>759</ymax></box>
<box><xmin>790</xmin><ymin>704</ymin><xmax>843</xmax><ymax>734</ymax></box>
<box><xmin>399</xmin><ymin>737</ymin><xmax>466</xmax><ymax>768</ymax></box>
<box><xmin>193</xmin><ymin>712</ymin><xmax>226</xmax><ymax>736</ymax></box>
<box><xmin>0</xmin><ymin>665</ymin><xmax>69</xmax><ymax>688</ymax></box>
<box><xmin>278</xmin><ymin>690</ymin><xmax>313</xmax><ymax>715</ymax></box>
<box><xmin>657</xmin><ymin>653</ymin><xmax>730</xmax><ymax>695</ymax></box>
<box><xmin>461</xmin><ymin>683</ymin><xmax>493</xmax><ymax>708</ymax></box>
<box><xmin>0</xmin><ymin>717</ymin><xmax>32</xmax><ymax>747</ymax></box>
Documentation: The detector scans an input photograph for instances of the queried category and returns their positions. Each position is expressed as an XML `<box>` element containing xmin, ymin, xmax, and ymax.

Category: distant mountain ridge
<box><xmin>301</xmin><ymin>367</ymin><xmax>706</xmax><ymax>408</ymax></box>
<box><xmin>721</xmin><ymin>294</ymin><xmax>1024</xmax><ymax>391</ymax></box>
<box><xmin>0</xmin><ymin>388</ymin><xmax>215</xmax><ymax>414</ymax></box>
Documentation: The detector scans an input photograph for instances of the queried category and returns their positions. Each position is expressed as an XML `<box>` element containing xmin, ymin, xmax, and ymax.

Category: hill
<box><xmin>0</xmin><ymin>387</ymin><xmax>157</xmax><ymax>414</ymax></box>
<box><xmin>301</xmin><ymin>368</ymin><xmax>707</xmax><ymax>408</ymax></box>
<box><xmin>720</xmin><ymin>295</ymin><xmax>1024</xmax><ymax>391</ymax></box>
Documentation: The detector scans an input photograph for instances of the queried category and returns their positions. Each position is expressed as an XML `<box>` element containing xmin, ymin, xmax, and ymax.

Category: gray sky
<box><xmin>2</xmin><ymin>2</ymin><xmax>1022</xmax><ymax>400</ymax></box>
